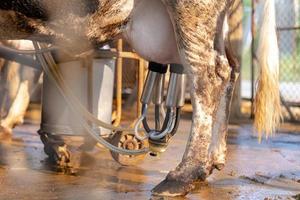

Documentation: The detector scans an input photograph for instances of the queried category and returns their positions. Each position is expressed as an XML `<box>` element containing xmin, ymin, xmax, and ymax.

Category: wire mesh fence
<box><xmin>242</xmin><ymin>0</ymin><xmax>300</xmax><ymax>122</ymax></box>
<box><xmin>275</xmin><ymin>0</ymin><xmax>300</xmax><ymax>121</ymax></box>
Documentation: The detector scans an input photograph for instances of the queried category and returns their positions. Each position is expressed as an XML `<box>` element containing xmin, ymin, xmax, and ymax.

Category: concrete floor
<box><xmin>0</xmin><ymin>118</ymin><xmax>299</xmax><ymax>200</ymax></box>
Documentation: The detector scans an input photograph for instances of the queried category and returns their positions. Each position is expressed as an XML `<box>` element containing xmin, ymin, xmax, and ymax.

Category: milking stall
<box><xmin>0</xmin><ymin>0</ymin><xmax>299</xmax><ymax>199</ymax></box>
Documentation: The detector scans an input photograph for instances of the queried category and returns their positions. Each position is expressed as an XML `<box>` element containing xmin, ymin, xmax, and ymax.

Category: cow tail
<box><xmin>254</xmin><ymin>0</ymin><xmax>282</xmax><ymax>140</ymax></box>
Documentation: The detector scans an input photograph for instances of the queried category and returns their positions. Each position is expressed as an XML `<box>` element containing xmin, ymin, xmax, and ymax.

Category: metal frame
<box><xmin>111</xmin><ymin>39</ymin><xmax>146</xmax><ymax>126</ymax></box>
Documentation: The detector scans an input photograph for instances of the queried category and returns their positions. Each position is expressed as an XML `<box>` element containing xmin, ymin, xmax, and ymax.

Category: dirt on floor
<box><xmin>0</xmin><ymin>115</ymin><xmax>299</xmax><ymax>200</ymax></box>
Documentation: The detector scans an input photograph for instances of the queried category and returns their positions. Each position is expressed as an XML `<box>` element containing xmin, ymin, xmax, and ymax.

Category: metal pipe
<box><xmin>137</xmin><ymin>59</ymin><xmax>146</xmax><ymax>117</ymax></box>
<box><xmin>152</xmin><ymin>74</ymin><xmax>165</xmax><ymax>105</ymax></box>
<box><xmin>114</xmin><ymin>39</ymin><xmax>123</xmax><ymax>126</ymax></box>
<box><xmin>165</xmin><ymin>73</ymin><xmax>187</xmax><ymax>107</ymax></box>
<box><xmin>250</xmin><ymin>0</ymin><xmax>256</xmax><ymax>119</ymax></box>
<box><xmin>140</xmin><ymin>71</ymin><xmax>159</xmax><ymax>104</ymax></box>
<box><xmin>165</xmin><ymin>64</ymin><xmax>187</xmax><ymax>108</ymax></box>
<box><xmin>141</xmin><ymin>62</ymin><xmax>167</xmax><ymax>104</ymax></box>
<box><xmin>0</xmin><ymin>45</ymin><xmax>41</xmax><ymax>70</ymax></box>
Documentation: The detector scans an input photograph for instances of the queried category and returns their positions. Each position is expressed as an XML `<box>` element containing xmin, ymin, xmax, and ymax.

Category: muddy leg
<box><xmin>152</xmin><ymin>58</ymin><xmax>231</xmax><ymax>196</ymax></box>
<box><xmin>209</xmin><ymin>68</ymin><xmax>238</xmax><ymax>171</ymax></box>
<box><xmin>209</xmin><ymin>27</ymin><xmax>241</xmax><ymax>171</ymax></box>
<box><xmin>152</xmin><ymin>0</ymin><xmax>231</xmax><ymax>196</ymax></box>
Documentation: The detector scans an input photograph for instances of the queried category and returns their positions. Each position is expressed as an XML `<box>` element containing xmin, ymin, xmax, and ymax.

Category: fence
<box><xmin>275</xmin><ymin>0</ymin><xmax>300</xmax><ymax>121</ymax></box>
<box><xmin>243</xmin><ymin>0</ymin><xmax>300</xmax><ymax>122</ymax></box>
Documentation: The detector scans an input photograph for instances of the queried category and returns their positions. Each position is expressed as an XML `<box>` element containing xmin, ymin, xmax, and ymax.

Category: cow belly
<box><xmin>124</xmin><ymin>0</ymin><xmax>180</xmax><ymax>64</ymax></box>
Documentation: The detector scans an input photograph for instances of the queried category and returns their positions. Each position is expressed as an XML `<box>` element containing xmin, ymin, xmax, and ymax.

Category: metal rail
<box><xmin>277</xmin><ymin>26</ymin><xmax>300</xmax><ymax>31</ymax></box>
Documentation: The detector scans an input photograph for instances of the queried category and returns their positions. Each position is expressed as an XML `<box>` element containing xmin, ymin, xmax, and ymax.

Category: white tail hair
<box><xmin>254</xmin><ymin>0</ymin><xmax>282</xmax><ymax>140</ymax></box>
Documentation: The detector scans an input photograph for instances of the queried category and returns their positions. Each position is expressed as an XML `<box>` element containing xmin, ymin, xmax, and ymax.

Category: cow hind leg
<box><xmin>209</xmin><ymin>65</ymin><xmax>238</xmax><ymax>171</ymax></box>
<box><xmin>152</xmin><ymin>0</ymin><xmax>231</xmax><ymax>197</ymax></box>
<box><xmin>209</xmin><ymin>33</ymin><xmax>241</xmax><ymax>171</ymax></box>
<box><xmin>152</xmin><ymin>54</ymin><xmax>231</xmax><ymax>197</ymax></box>
<box><xmin>0</xmin><ymin>80</ymin><xmax>30</xmax><ymax>134</ymax></box>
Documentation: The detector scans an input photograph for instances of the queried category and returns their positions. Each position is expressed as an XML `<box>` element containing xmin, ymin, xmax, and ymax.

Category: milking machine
<box><xmin>39</xmin><ymin>50</ymin><xmax>115</xmax><ymax>138</ymax></box>
<box><xmin>134</xmin><ymin>62</ymin><xmax>187</xmax><ymax>155</ymax></box>
<box><xmin>33</xmin><ymin>42</ymin><xmax>151</xmax><ymax>166</ymax></box>
<box><xmin>0</xmin><ymin>41</ymin><xmax>187</xmax><ymax>165</ymax></box>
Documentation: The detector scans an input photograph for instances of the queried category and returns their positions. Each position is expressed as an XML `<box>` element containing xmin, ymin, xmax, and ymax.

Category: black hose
<box><xmin>160</xmin><ymin>108</ymin><xmax>172</xmax><ymax>133</ymax></box>
<box><xmin>142</xmin><ymin>106</ymin><xmax>172</xmax><ymax>135</ymax></box>
<box><xmin>170</xmin><ymin>108</ymin><xmax>182</xmax><ymax>136</ymax></box>
<box><xmin>154</xmin><ymin>105</ymin><xmax>161</xmax><ymax>130</ymax></box>
<box><xmin>142</xmin><ymin>104</ymin><xmax>151</xmax><ymax>133</ymax></box>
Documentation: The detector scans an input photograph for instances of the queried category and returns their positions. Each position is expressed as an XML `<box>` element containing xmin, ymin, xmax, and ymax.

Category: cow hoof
<box><xmin>39</xmin><ymin>131</ymin><xmax>71</xmax><ymax>167</ymax></box>
<box><xmin>0</xmin><ymin>125</ymin><xmax>12</xmax><ymax>135</ymax></box>
<box><xmin>214</xmin><ymin>163</ymin><xmax>225</xmax><ymax>171</ymax></box>
<box><xmin>44</xmin><ymin>143</ymin><xmax>71</xmax><ymax>166</ymax></box>
<box><xmin>151</xmin><ymin>179</ymin><xmax>194</xmax><ymax>197</ymax></box>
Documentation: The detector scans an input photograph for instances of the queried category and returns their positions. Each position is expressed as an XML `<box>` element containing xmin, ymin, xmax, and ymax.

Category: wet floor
<box><xmin>0</xmin><ymin>119</ymin><xmax>299</xmax><ymax>200</ymax></box>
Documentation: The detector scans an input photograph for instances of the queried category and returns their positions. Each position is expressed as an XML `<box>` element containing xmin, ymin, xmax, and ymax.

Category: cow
<box><xmin>0</xmin><ymin>0</ymin><xmax>281</xmax><ymax>197</ymax></box>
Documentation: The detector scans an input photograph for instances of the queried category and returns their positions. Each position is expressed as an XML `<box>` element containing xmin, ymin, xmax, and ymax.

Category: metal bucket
<box><xmin>40</xmin><ymin>59</ymin><xmax>115</xmax><ymax>136</ymax></box>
